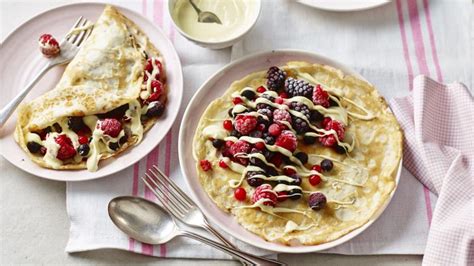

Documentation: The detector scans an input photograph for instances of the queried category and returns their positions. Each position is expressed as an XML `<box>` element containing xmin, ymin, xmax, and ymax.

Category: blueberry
<box><xmin>146</xmin><ymin>101</ymin><xmax>165</xmax><ymax>117</ymax></box>
<box><xmin>321</xmin><ymin>159</ymin><xmax>333</xmax><ymax>171</ymax></box>
<box><xmin>310</xmin><ymin>110</ymin><xmax>323</xmax><ymax>122</ymax></box>
<box><xmin>295</xmin><ymin>152</ymin><xmax>308</xmax><ymax>164</ymax></box>
<box><xmin>247</xmin><ymin>177</ymin><xmax>264</xmax><ymax>187</ymax></box>
<box><xmin>108</xmin><ymin>142</ymin><xmax>120</xmax><ymax>151</ymax></box>
<box><xmin>78</xmin><ymin>144</ymin><xmax>90</xmax><ymax>156</ymax></box>
<box><xmin>27</xmin><ymin>142</ymin><xmax>42</xmax><ymax>154</ymax></box>
<box><xmin>230</xmin><ymin>129</ymin><xmax>241</xmax><ymax>138</ymax></box>
<box><xmin>212</xmin><ymin>139</ymin><xmax>225</xmax><ymax>149</ymax></box>
<box><xmin>68</xmin><ymin>117</ymin><xmax>85</xmax><ymax>132</ymax></box>
<box><xmin>308</xmin><ymin>192</ymin><xmax>327</xmax><ymax>210</ymax></box>
<box><xmin>334</xmin><ymin>145</ymin><xmax>346</xmax><ymax>154</ymax></box>
<box><xmin>241</xmin><ymin>90</ymin><xmax>256</xmax><ymax>100</ymax></box>
<box><xmin>303</xmin><ymin>135</ymin><xmax>316</xmax><ymax>144</ymax></box>
<box><xmin>288</xmin><ymin>189</ymin><xmax>302</xmax><ymax>200</ymax></box>
<box><xmin>119</xmin><ymin>134</ymin><xmax>128</xmax><ymax>144</ymax></box>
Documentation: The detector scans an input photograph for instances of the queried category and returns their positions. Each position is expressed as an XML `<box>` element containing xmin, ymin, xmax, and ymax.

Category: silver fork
<box><xmin>0</xmin><ymin>16</ymin><xmax>93</xmax><ymax>127</ymax></box>
<box><xmin>142</xmin><ymin>165</ymin><xmax>236</xmax><ymax>248</ymax></box>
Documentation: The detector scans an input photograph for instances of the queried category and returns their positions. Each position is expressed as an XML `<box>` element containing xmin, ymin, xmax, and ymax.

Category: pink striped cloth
<box><xmin>390</xmin><ymin>75</ymin><xmax>474</xmax><ymax>265</ymax></box>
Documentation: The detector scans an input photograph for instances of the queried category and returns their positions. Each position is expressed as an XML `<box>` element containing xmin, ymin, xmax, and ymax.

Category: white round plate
<box><xmin>0</xmin><ymin>3</ymin><xmax>183</xmax><ymax>181</ymax></box>
<box><xmin>297</xmin><ymin>0</ymin><xmax>390</xmax><ymax>12</ymax></box>
<box><xmin>179</xmin><ymin>50</ymin><xmax>401</xmax><ymax>253</ymax></box>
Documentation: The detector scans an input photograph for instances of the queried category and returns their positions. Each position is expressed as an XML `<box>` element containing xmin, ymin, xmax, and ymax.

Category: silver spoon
<box><xmin>188</xmin><ymin>0</ymin><xmax>222</xmax><ymax>24</ymax></box>
<box><xmin>108</xmin><ymin>196</ymin><xmax>285</xmax><ymax>265</ymax></box>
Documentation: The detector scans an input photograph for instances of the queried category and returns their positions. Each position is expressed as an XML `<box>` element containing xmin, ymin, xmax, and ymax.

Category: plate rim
<box><xmin>297</xmin><ymin>0</ymin><xmax>391</xmax><ymax>12</ymax></box>
<box><xmin>178</xmin><ymin>49</ymin><xmax>402</xmax><ymax>253</ymax></box>
<box><xmin>0</xmin><ymin>2</ymin><xmax>183</xmax><ymax>182</ymax></box>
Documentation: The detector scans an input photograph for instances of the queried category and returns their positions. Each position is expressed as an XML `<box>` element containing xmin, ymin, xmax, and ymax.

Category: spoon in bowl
<box><xmin>108</xmin><ymin>196</ymin><xmax>285</xmax><ymax>265</ymax></box>
<box><xmin>188</xmin><ymin>0</ymin><xmax>222</xmax><ymax>24</ymax></box>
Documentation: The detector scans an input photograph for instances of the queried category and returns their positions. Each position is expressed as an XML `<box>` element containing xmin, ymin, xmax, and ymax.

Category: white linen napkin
<box><xmin>66</xmin><ymin>0</ymin><xmax>472</xmax><ymax>259</ymax></box>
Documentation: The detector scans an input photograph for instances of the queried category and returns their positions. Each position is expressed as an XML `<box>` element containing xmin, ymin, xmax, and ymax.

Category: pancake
<box><xmin>193</xmin><ymin>61</ymin><xmax>402</xmax><ymax>245</ymax></box>
<box><xmin>15</xmin><ymin>5</ymin><xmax>167</xmax><ymax>171</ymax></box>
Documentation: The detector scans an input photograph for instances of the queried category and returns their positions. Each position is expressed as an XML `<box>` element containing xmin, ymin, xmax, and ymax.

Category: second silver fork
<box><xmin>142</xmin><ymin>165</ymin><xmax>235</xmax><ymax>248</ymax></box>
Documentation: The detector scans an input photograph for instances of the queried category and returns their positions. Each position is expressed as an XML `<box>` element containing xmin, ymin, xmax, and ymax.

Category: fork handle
<box><xmin>0</xmin><ymin>63</ymin><xmax>52</xmax><ymax>127</ymax></box>
<box><xmin>180</xmin><ymin>230</ymin><xmax>286</xmax><ymax>266</ymax></box>
<box><xmin>202</xmin><ymin>220</ymin><xmax>237</xmax><ymax>248</ymax></box>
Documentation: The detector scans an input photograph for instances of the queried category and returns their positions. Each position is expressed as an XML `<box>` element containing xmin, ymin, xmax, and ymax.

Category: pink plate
<box><xmin>179</xmin><ymin>50</ymin><xmax>402</xmax><ymax>253</ymax></box>
<box><xmin>0</xmin><ymin>3</ymin><xmax>183</xmax><ymax>181</ymax></box>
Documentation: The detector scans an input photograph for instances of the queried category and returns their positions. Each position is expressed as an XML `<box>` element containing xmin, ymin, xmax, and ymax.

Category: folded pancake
<box><xmin>15</xmin><ymin>5</ymin><xmax>167</xmax><ymax>171</ymax></box>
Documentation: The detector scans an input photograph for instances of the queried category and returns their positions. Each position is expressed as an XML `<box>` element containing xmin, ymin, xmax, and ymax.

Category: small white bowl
<box><xmin>167</xmin><ymin>0</ymin><xmax>261</xmax><ymax>49</ymax></box>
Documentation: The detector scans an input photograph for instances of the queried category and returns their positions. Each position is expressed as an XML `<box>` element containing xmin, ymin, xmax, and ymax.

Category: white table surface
<box><xmin>0</xmin><ymin>0</ymin><xmax>426</xmax><ymax>264</ymax></box>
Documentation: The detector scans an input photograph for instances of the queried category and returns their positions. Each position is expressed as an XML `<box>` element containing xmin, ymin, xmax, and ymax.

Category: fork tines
<box><xmin>65</xmin><ymin>16</ymin><xmax>93</xmax><ymax>47</ymax></box>
<box><xmin>141</xmin><ymin>166</ymin><xmax>194</xmax><ymax>218</ymax></box>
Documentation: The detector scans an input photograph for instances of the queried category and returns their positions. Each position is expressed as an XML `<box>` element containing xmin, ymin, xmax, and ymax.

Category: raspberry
<box><xmin>78</xmin><ymin>135</ymin><xmax>89</xmax><ymax>144</ymax></box>
<box><xmin>234</xmin><ymin>115</ymin><xmax>257</xmax><ymax>135</ymax></box>
<box><xmin>277</xmin><ymin>191</ymin><xmax>288</xmax><ymax>202</ymax></box>
<box><xmin>266</xmin><ymin>66</ymin><xmax>286</xmax><ymax>91</ymax></box>
<box><xmin>252</xmin><ymin>184</ymin><xmax>277</xmax><ymax>207</ymax></box>
<box><xmin>55</xmin><ymin>134</ymin><xmax>76</xmax><ymax>160</ymax></box>
<box><xmin>275</xmin><ymin>97</ymin><xmax>284</xmax><ymax>104</ymax></box>
<box><xmin>312</xmin><ymin>85</ymin><xmax>330</xmax><ymax>108</ymax></box>
<box><xmin>322</xmin><ymin>117</ymin><xmax>332</xmax><ymax>128</ymax></box>
<box><xmin>254</xmin><ymin>142</ymin><xmax>265</xmax><ymax>150</ymax></box>
<box><xmin>38</xmin><ymin>34</ymin><xmax>60</xmax><ymax>58</ymax></box>
<box><xmin>234</xmin><ymin>187</ymin><xmax>247</xmax><ymax>201</ymax></box>
<box><xmin>223</xmin><ymin>119</ymin><xmax>233</xmax><ymax>131</ymax></box>
<box><xmin>279</xmin><ymin>92</ymin><xmax>289</xmax><ymax>99</ymax></box>
<box><xmin>270</xmin><ymin>152</ymin><xmax>283</xmax><ymax>167</ymax></box>
<box><xmin>145</xmin><ymin>58</ymin><xmax>163</xmax><ymax>79</ymax></box>
<box><xmin>273</xmin><ymin>109</ymin><xmax>292</xmax><ymax>125</ymax></box>
<box><xmin>289</xmin><ymin>102</ymin><xmax>311</xmax><ymax>119</ymax></box>
<box><xmin>98</xmin><ymin>118</ymin><xmax>122</xmax><ymax>138</ymax></box>
<box><xmin>200</xmin><ymin>160</ymin><xmax>212</xmax><ymax>171</ymax></box>
<box><xmin>308</xmin><ymin>192</ymin><xmax>327</xmax><ymax>210</ymax></box>
<box><xmin>219</xmin><ymin>160</ymin><xmax>228</xmax><ymax>168</ymax></box>
<box><xmin>283</xmin><ymin>167</ymin><xmax>296</xmax><ymax>176</ymax></box>
<box><xmin>275</xmin><ymin>130</ymin><xmax>297</xmax><ymax>152</ymax></box>
<box><xmin>147</xmin><ymin>91</ymin><xmax>161</xmax><ymax>103</ymax></box>
<box><xmin>319</xmin><ymin>119</ymin><xmax>345</xmax><ymax>147</ymax></box>
<box><xmin>229</xmin><ymin>140</ymin><xmax>251</xmax><ymax>156</ymax></box>
<box><xmin>309</xmin><ymin>174</ymin><xmax>321</xmax><ymax>186</ymax></box>
<box><xmin>284</xmin><ymin>78</ymin><xmax>314</xmax><ymax>99</ymax></box>
<box><xmin>256</xmin><ymin>86</ymin><xmax>266</xmax><ymax>93</ymax></box>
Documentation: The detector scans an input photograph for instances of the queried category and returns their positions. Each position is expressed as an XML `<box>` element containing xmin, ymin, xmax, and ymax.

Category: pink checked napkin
<box><xmin>390</xmin><ymin>75</ymin><xmax>474</xmax><ymax>265</ymax></box>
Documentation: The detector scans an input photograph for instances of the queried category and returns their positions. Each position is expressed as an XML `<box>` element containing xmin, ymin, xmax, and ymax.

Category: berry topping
<box><xmin>254</xmin><ymin>142</ymin><xmax>265</xmax><ymax>150</ymax></box>
<box><xmin>77</xmin><ymin>144</ymin><xmax>90</xmax><ymax>156</ymax></box>
<box><xmin>229</xmin><ymin>140</ymin><xmax>251</xmax><ymax>156</ymax></box>
<box><xmin>290</xmin><ymin>174</ymin><xmax>302</xmax><ymax>186</ymax></box>
<box><xmin>200</xmin><ymin>160</ymin><xmax>212</xmax><ymax>171</ymax></box>
<box><xmin>312</xmin><ymin>165</ymin><xmax>322</xmax><ymax>172</ymax></box>
<box><xmin>234</xmin><ymin>115</ymin><xmax>257</xmax><ymax>135</ymax></box>
<box><xmin>295</xmin><ymin>151</ymin><xmax>308</xmax><ymax>164</ymax></box>
<box><xmin>223</xmin><ymin>120</ymin><xmax>233</xmax><ymax>131</ymax></box>
<box><xmin>292</xmin><ymin>116</ymin><xmax>310</xmax><ymax>134</ymax></box>
<box><xmin>233</xmin><ymin>97</ymin><xmax>243</xmax><ymax>105</ymax></box>
<box><xmin>256</xmin><ymin>86</ymin><xmax>266</xmax><ymax>93</ymax></box>
<box><xmin>334</xmin><ymin>145</ymin><xmax>347</xmax><ymax>154</ymax></box>
<box><xmin>284</xmin><ymin>77</ymin><xmax>314</xmax><ymax>99</ymax></box>
<box><xmin>273</xmin><ymin>109</ymin><xmax>292</xmax><ymax>125</ymax></box>
<box><xmin>98</xmin><ymin>118</ymin><xmax>122</xmax><ymax>138</ymax></box>
<box><xmin>266</xmin><ymin>66</ymin><xmax>286</xmax><ymax>91</ymax></box>
<box><xmin>319</xmin><ymin>119</ymin><xmax>345</xmax><ymax>147</ymax></box>
<box><xmin>27</xmin><ymin>142</ymin><xmax>43</xmax><ymax>154</ymax></box>
<box><xmin>241</xmin><ymin>90</ymin><xmax>256</xmax><ymax>100</ymax></box>
<box><xmin>109</xmin><ymin>142</ymin><xmax>120</xmax><ymax>151</ymax></box>
<box><xmin>268</xmin><ymin>123</ymin><xmax>282</xmax><ymax>136</ymax></box>
<box><xmin>310</xmin><ymin>110</ymin><xmax>324</xmax><ymax>122</ymax></box>
<box><xmin>247</xmin><ymin>177</ymin><xmax>264</xmax><ymax>187</ymax></box>
<box><xmin>277</xmin><ymin>191</ymin><xmax>288</xmax><ymax>202</ymax></box>
<box><xmin>279</xmin><ymin>92</ymin><xmax>289</xmax><ymax>99</ymax></box>
<box><xmin>212</xmin><ymin>139</ymin><xmax>225</xmax><ymax>149</ymax></box>
<box><xmin>147</xmin><ymin>90</ymin><xmax>162</xmax><ymax>103</ymax></box>
<box><xmin>146</xmin><ymin>101</ymin><xmax>165</xmax><ymax>117</ymax></box>
<box><xmin>38</xmin><ymin>34</ymin><xmax>60</xmax><ymax>58</ymax></box>
<box><xmin>150</xmin><ymin>80</ymin><xmax>163</xmax><ymax>94</ymax></box>
<box><xmin>78</xmin><ymin>135</ymin><xmax>89</xmax><ymax>145</ymax></box>
<box><xmin>283</xmin><ymin>166</ymin><xmax>296</xmax><ymax>176</ymax></box>
<box><xmin>309</xmin><ymin>174</ymin><xmax>321</xmax><ymax>186</ymax></box>
<box><xmin>68</xmin><ymin>117</ymin><xmax>86</xmax><ymax>132</ymax></box>
<box><xmin>289</xmin><ymin>102</ymin><xmax>311</xmax><ymax>119</ymax></box>
<box><xmin>249</xmin><ymin>130</ymin><xmax>263</xmax><ymax>139</ymax></box>
<box><xmin>321</xmin><ymin>159</ymin><xmax>334</xmax><ymax>171</ymax></box>
<box><xmin>145</xmin><ymin>58</ymin><xmax>163</xmax><ymax>79</ymax></box>
<box><xmin>252</xmin><ymin>184</ymin><xmax>277</xmax><ymax>207</ymax></box>
<box><xmin>270</xmin><ymin>152</ymin><xmax>283</xmax><ymax>167</ymax></box>
<box><xmin>303</xmin><ymin>135</ymin><xmax>317</xmax><ymax>144</ymax></box>
<box><xmin>234</xmin><ymin>187</ymin><xmax>247</xmax><ymax>201</ymax></box>
<box><xmin>219</xmin><ymin>159</ymin><xmax>228</xmax><ymax>168</ymax></box>
<box><xmin>275</xmin><ymin>130</ymin><xmax>297</xmax><ymax>152</ymax></box>
<box><xmin>262</xmin><ymin>133</ymin><xmax>276</xmax><ymax>145</ymax></box>
<box><xmin>308</xmin><ymin>192</ymin><xmax>327</xmax><ymax>210</ymax></box>
<box><xmin>257</xmin><ymin>108</ymin><xmax>273</xmax><ymax>121</ymax></box>
<box><xmin>312</xmin><ymin>85</ymin><xmax>330</xmax><ymax>108</ymax></box>
<box><xmin>55</xmin><ymin>134</ymin><xmax>76</xmax><ymax>160</ymax></box>
<box><xmin>288</xmin><ymin>188</ymin><xmax>302</xmax><ymax>200</ymax></box>
<box><xmin>275</xmin><ymin>97</ymin><xmax>284</xmax><ymax>104</ymax></box>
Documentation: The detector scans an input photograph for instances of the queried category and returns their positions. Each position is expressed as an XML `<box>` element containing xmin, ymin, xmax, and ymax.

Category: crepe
<box><xmin>193</xmin><ymin>61</ymin><xmax>402</xmax><ymax>245</ymax></box>
<box><xmin>15</xmin><ymin>5</ymin><xmax>167</xmax><ymax>171</ymax></box>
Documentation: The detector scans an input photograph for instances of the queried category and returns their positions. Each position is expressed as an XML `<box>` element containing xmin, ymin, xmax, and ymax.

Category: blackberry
<box><xmin>212</xmin><ymin>139</ymin><xmax>225</xmax><ymax>149</ymax></box>
<box><xmin>310</xmin><ymin>110</ymin><xmax>324</xmax><ymax>122</ymax></box>
<box><xmin>266</xmin><ymin>66</ymin><xmax>286</xmax><ymax>91</ymax></box>
<box><xmin>27</xmin><ymin>142</ymin><xmax>42</xmax><ymax>153</ymax></box>
<box><xmin>249</xmin><ymin>130</ymin><xmax>263</xmax><ymax>139</ymax></box>
<box><xmin>295</xmin><ymin>152</ymin><xmax>308</xmax><ymax>164</ymax></box>
<box><xmin>334</xmin><ymin>145</ymin><xmax>347</xmax><ymax>154</ymax></box>
<box><xmin>146</xmin><ymin>101</ymin><xmax>165</xmax><ymax>117</ymax></box>
<box><xmin>257</xmin><ymin>108</ymin><xmax>273</xmax><ymax>121</ymax></box>
<box><xmin>289</xmin><ymin>102</ymin><xmax>311</xmax><ymax>119</ymax></box>
<box><xmin>246</xmin><ymin>171</ymin><xmax>265</xmax><ymax>187</ymax></box>
<box><xmin>119</xmin><ymin>134</ymin><xmax>128</xmax><ymax>144</ymax></box>
<box><xmin>102</xmin><ymin>104</ymin><xmax>129</xmax><ymax>119</ymax></box>
<box><xmin>263</xmin><ymin>133</ymin><xmax>275</xmax><ymax>145</ymax></box>
<box><xmin>109</xmin><ymin>142</ymin><xmax>120</xmax><ymax>151</ymax></box>
<box><xmin>261</xmin><ymin>93</ymin><xmax>276</xmax><ymax>102</ymax></box>
<box><xmin>303</xmin><ymin>135</ymin><xmax>317</xmax><ymax>144</ymax></box>
<box><xmin>68</xmin><ymin>117</ymin><xmax>85</xmax><ymax>132</ymax></box>
<box><xmin>292</xmin><ymin>116</ymin><xmax>310</xmax><ymax>134</ymax></box>
<box><xmin>284</xmin><ymin>77</ymin><xmax>314</xmax><ymax>99</ymax></box>
<box><xmin>241</xmin><ymin>89</ymin><xmax>256</xmax><ymax>100</ymax></box>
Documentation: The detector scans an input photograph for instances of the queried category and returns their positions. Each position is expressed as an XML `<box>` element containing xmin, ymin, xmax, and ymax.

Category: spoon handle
<box><xmin>188</xmin><ymin>0</ymin><xmax>202</xmax><ymax>14</ymax></box>
<box><xmin>180</xmin><ymin>230</ymin><xmax>286</xmax><ymax>266</ymax></box>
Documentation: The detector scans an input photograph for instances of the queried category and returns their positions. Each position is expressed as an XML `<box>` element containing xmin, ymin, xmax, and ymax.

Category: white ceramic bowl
<box><xmin>178</xmin><ymin>49</ymin><xmax>402</xmax><ymax>253</ymax></box>
<box><xmin>167</xmin><ymin>0</ymin><xmax>261</xmax><ymax>49</ymax></box>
